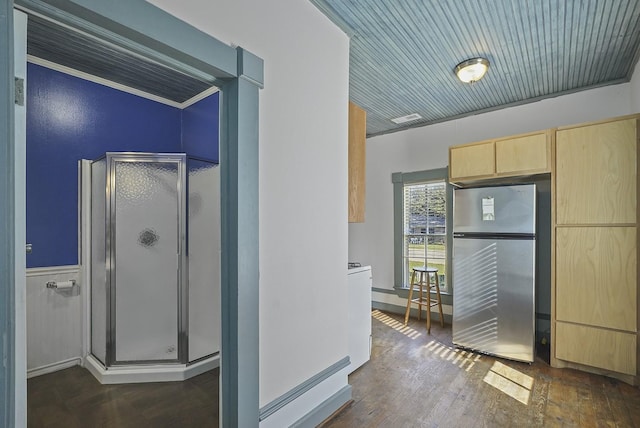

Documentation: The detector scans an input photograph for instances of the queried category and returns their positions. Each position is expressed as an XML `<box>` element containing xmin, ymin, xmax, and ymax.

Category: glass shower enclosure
<box><xmin>90</xmin><ymin>152</ymin><xmax>219</xmax><ymax>370</ymax></box>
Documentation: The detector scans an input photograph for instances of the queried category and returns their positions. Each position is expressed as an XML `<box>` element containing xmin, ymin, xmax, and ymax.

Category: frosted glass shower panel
<box><xmin>91</xmin><ymin>158</ymin><xmax>107</xmax><ymax>365</ymax></box>
<box><xmin>188</xmin><ymin>159</ymin><xmax>220</xmax><ymax>362</ymax></box>
<box><xmin>113</xmin><ymin>160</ymin><xmax>181</xmax><ymax>362</ymax></box>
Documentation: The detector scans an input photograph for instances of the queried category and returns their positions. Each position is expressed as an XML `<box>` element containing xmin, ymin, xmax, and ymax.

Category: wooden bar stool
<box><xmin>403</xmin><ymin>266</ymin><xmax>444</xmax><ymax>334</ymax></box>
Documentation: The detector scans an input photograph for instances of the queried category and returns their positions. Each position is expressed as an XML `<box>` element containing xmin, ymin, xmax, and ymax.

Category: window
<box><xmin>403</xmin><ymin>181</ymin><xmax>447</xmax><ymax>290</ymax></box>
<box><xmin>392</xmin><ymin>168</ymin><xmax>452</xmax><ymax>295</ymax></box>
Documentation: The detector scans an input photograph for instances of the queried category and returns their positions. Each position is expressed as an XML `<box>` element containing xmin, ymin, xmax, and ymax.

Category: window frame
<box><xmin>392</xmin><ymin>167</ymin><xmax>453</xmax><ymax>304</ymax></box>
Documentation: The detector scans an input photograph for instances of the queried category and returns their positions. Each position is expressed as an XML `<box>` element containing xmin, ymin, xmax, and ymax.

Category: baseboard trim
<box><xmin>259</xmin><ymin>356</ymin><xmax>350</xmax><ymax>421</ymax></box>
<box><xmin>291</xmin><ymin>384</ymin><xmax>352</xmax><ymax>428</ymax></box>
<box><xmin>371</xmin><ymin>287</ymin><xmax>396</xmax><ymax>295</ymax></box>
<box><xmin>84</xmin><ymin>354</ymin><xmax>219</xmax><ymax>384</ymax></box>
<box><xmin>27</xmin><ymin>357</ymin><xmax>82</xmax><ymax>379</ymax></box>
<box><xmin>317</xmin><ymin>396</ymin><xmax>354</xmax><ymax>428</ymax></box>
<box><xmin>372</xmin><ymin>301</ymin><xmax>453</xmax><ymax>324</ymax></box>
<box><xmin>373</xmin><ymin>286</ymin><xmax>454</xmax><ymax>306</ymax></box>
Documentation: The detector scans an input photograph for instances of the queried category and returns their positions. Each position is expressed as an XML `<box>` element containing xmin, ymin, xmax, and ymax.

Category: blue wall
<box><xmin>26</xmin><ymin>63</ymin><xmax>219</xmax><ymax>268</ymax></box>
<box><xmin>182</xmin><ymin>93</ymin><xmax>220</xmax><ymax>162</ymax></box>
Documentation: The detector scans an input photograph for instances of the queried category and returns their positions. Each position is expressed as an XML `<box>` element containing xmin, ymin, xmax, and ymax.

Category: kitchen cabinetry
<box><xmin>449</xmin><ymin>131</ymin><xmax>551</xmax><ymax>184</ymax></box>
<box><xmin>556</xmin><ymin>119</ymin><xmax>636</xmax><ymax>224</ymax></box>
<box><xmin>348</xmin><ymin>266</ymin><xmax>372</xmax><ymax>374</ymax></box>
<box><xmin>447</xmin><ymin>113</ymin><xmax>640</xmax><ymax>384</ymax></box>
<box><xmin>449</xmin><ymin>141</ymin><xmax>494</xmax><ymax>180</ymax></box>
<box><xmin>555</xmin><ymin>323</ymin><xmax>636</xmax><ymax>375</ymax></box>
<box><xmin>349</xmin><ymin>102</ymin><xmax>366</xmax><ymax>223</ymax></box>
<box><xmin>495</xmin><ymin>133</ymin><xmax>550</xmax><ymax>174</ymax></box>
<box><xmin>554</xmin><ymin>116</ymin><xmax>639</xmax><ymax>379</ymax></box>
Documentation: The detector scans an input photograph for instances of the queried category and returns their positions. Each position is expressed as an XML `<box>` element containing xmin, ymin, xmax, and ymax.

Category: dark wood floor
<box><xmin>326</xmin><ymin>310</ymin><xmax>640</xmax><ymax>427</ymax></box>
<box><xmin>27</xmin><ymin>366</ymin><xmax>218</xmax><ymax>427</ymax></box>
<box><xmin>28</xmin><ymin>310</ymin><xmax>640</xmax><ymax>427</ymax></box>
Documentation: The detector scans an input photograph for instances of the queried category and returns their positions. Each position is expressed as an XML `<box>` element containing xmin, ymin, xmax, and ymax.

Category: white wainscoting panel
<box><xmin>26</xmin><ymin>265</ymin><xmax>83</xmax><ymax>377</ymax></box>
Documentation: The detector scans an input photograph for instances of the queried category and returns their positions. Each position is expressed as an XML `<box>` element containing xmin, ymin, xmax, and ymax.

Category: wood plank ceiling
<box><xmin>26</xmin><ymin>14</ymin><xmax>215</xmax><ymax>104</ymax></box>
<box><xmin>310</xmin><ymin>0</ymin><xmax>640</xmax><ymax>136</ymax></box>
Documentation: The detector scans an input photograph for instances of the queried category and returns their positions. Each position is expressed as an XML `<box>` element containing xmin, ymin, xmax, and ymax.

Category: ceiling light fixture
<box><xmin>455</xmin><ymin>57</ymin><xmax>490</xmax><ymax>83</ymax></box>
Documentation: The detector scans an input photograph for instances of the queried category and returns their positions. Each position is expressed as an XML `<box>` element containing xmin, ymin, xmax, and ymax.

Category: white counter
<box><xmin>347</xmin><ymin>265</ymin><xmax>371</xmax><ymax>275</ymax></box>
<box><xmin>347</xmin><ymin>266</ymin><xmax>372</xmax><ymax>374</ymax></box>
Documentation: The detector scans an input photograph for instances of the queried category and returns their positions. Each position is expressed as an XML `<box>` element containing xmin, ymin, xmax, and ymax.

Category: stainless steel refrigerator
<box><xmin>452</xmin><ymin>184</ymin><xmax>536</xmax><ymax>363</ymax></box>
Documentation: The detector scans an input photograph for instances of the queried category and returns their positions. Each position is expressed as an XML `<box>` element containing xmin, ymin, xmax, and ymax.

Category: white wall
<box><xmin>26</xmin><ymin>266</ymin><xmax>82</xmax><ymax>376</ymax></box>
<box><xmin>630</xmin><ymin>60</ymin><xmax>640</xmax><ymax>113</ymax></box>
<box><xmin>148</xmin><ymin>0</ymin><xmax>350</xmax><ymax>410</ymax></box>
<box><xmin>350</xmin><ymin>82</ymin><xmax>633</xmax><ymax>292</ymax></box>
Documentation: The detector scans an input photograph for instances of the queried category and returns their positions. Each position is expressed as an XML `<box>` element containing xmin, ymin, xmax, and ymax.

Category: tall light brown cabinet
<box><xmin>348</xmin><ymin>102</ymin><xmax>366</xmax><ymax>223</ymax></box>
<box><xmin>553</xmin><ymin>116</ymin><xmax>639</xmax><ymax>381</ymax></box>
<box><xmin>448</xmin><ymin>114</ymin><xmax>640</xmax><ymax>385</ymax></box>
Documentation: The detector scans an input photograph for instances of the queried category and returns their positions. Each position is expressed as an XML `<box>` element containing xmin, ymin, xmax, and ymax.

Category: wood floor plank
<box><xmin>325</xmin><ymin>310</ymin><xmax>640</xmax><ymax>428</ymax></box>
<box><xmin>27</xmin><ymin>310</ymin><xmax>640</xmax><ymax>427</ymax></box>
<box><xmin>27</xmin><ymin>367</ymin><xmax>218</xmax><ymax>428</ymax></box>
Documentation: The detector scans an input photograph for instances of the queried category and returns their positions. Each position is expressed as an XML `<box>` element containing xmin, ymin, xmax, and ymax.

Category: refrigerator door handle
<box><xmin>454</xmin><ymin>232</ymin><xmax>536</xmax><ymax>240</ymax></box>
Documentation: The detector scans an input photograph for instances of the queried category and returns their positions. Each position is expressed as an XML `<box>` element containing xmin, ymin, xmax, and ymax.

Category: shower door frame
<box><xmin>104</xmin><ymin>152</ymin><xmax>188</xmax><ymax>367</ymax></box>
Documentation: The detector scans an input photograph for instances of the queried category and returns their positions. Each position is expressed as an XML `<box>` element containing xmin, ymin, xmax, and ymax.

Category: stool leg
<box><xmin>404</xmin><ymin>270</ymin><xmax>416</xmax><ymax>325</ymax></box>
<box><xmin>435</xmin><ymin>273</ymin><xmax>444</xmax><ymax>327</ymax></box>
<box><xmin>426</xmin><ymin>271</ymin><xmax>431</xmax><ymax>334</ymax></box>
<box><xmin>417</xmin><ymin>271</ymin><xmax>424</xmax><ymax>321</ymax></box>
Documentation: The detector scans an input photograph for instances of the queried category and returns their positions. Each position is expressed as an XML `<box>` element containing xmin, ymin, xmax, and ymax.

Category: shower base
<box><xmin>84</xmin><ymin>353</ymin><xmax>219</xmax><ymax>384</ymax></box>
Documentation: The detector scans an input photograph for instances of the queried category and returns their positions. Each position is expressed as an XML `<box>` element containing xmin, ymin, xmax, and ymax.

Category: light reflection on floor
<box><xmin>371</xmin><ymin>309</ymin><xmax>422</xmax><ymax>339</ymax></box>
<box><xmin>483</xmin><ymin>360</ymin><xmax>534</xmax><ymax>405</ymax></box>
<box><xmin>373</xmin><ymin>310</ymin><xmax>533</xmax><ymax>404</ymax></box>
<box><xmin>424</xmin><ymin>339</ymin><xmax>481</xmax><ymax>371</ymax></box>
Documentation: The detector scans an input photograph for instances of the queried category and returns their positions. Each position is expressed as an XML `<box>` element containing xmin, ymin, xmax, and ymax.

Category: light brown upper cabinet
<box><xmin>449</xmin><ymin>131</ymin><xmax>551</xmax><ymax>184</ymax></box>
<box><xmin>349</xmin><ymin>102</ymin><xmax>366</xmax><ymax>223</ymax></box>
<box><xmin>449</xmin><ymin>141</ymin><xmax>495</xmax><ymax>180</ymax></box>
<box><xmin>495</xmin><ymin>132</ymin><xmax>550</xmax><ymax>175</ymax></box>
<box><xmin>556</xmin><ymin>118</ymin><xmax>637</xmax><ymax>225</ymax></box>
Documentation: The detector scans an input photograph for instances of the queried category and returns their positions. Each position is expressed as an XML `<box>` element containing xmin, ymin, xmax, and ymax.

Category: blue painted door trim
<box><xmin>220</xmin><ymin>47</ymin><xmax>263</xmax><ymax>427</ymax></box>
<box><xmin>1</xmin><ymin>2</ymin><xmax>16</xmax><ymax>426</ymax></box>
<box><xmin>3</xmin><ymin>2</ymin><xmax>265</xmax><ymax>426</ymax></box>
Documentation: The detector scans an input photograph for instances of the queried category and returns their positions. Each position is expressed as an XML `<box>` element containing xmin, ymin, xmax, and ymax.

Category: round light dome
<box><xmin>455</xmin><ymin>58</ymin><xmax>490</xmax><ymax>83</ymax></box>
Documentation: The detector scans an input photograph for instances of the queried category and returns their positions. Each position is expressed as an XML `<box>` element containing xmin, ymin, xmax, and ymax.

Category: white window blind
<box><xmin>402</xmin><ymin>180</ymin><xmax>447</xmax><ymax>290</ymax></box>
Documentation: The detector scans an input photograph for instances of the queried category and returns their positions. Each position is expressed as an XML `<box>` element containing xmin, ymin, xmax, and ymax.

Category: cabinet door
<box><xmin>556</xmin><ymin>322</ymin><xmax>636</xmax><ymax>375</ymax></box>
<box><xmin>556</xmin><ymin>226</ymin><xmax>637</xmax><ymax>331</ymax></box>
<box><xmin>349</xmin><ymin>102</ymin><xmax>366</xmax><ymax>223</ymax></box>
<box><xmin>449</xmin><ymin>142</ymin><xmax>495</xmax><ymax>179</ymax></box>
<box><xmin>556</xmin><ymin>119</ymin><xmax>637</xmax><ymax>224</ymax></box>
<box><xmin>348</xmin><ymin>268</ymin><xmax>372</xmax><ymax>373</ymax></box>
<box><xmin>495</xmin><ymin>133</ymin><xmax>549</xmax><ymax>175</ymax></box>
